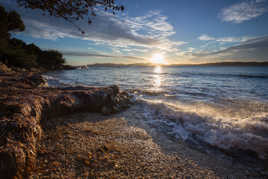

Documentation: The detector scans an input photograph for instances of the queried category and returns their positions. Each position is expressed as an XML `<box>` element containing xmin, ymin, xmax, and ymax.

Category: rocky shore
<box><xmin>0</xmin><ymin>68</ymin><xmax>267</xmax><ymax>179</ymax></box>
<box><xmin>0</xmin><ymin>71</ymin><xmax>132</xmax><ymax>178</ymax></box>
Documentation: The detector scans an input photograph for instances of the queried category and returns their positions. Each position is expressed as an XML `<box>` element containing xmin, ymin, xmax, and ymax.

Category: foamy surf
<box><xmin>43</xmin><ymin>66</ymin><xmax>268</xmax><ymax>161</ymax></box>
<box><xmin>136</xmin><ymin>98</ymin><xmax>268</xmax><ymax>160</ymax></box>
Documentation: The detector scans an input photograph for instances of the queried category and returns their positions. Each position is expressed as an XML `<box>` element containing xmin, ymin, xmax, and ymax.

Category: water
<box><xmin>44</xmin><ymin>65</ymin><xmax>268</xmax><ymax>159</ymax></box>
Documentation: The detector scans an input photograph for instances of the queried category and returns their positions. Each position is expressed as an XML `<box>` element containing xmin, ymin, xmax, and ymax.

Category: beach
<box><xmin>1</xmin><ymin>66</ymin><xmax>268</xmax><ymax>178</ymax></box>
<box><xmin>1</xmin><ymin>0</ymin><xmax>268</xmax><ymax>178</ymax></box>
<box><xmin>0</xmin><ymin>71</ymin><xmax>131</xmax><ymax>178</ymax></box>
<box><xmin>33</xmin><ymin>107</ymin><xmax>264</xmax><ymax>178</ymax></box>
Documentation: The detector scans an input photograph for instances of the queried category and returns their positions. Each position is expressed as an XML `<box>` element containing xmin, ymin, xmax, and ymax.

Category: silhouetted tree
<box><xmin>7</xmin><ymin>11</ymin><xmax>25</xmax><ymax>32</ymax></box>
<box><xmin>16</xmin><ymin>0</ymin><xmax>124</xmax><ymax>33</ymax></box>
<box><xmin>9</xmin><ymin>38</ymin><xmax>27</xmax><ymax>49</ymax></box>
<box><xmin>0</xmin><ymin>6</ymin><xmax>65</xmax><ymax>69</ymax></box>
<box><xmin>38</xmin><ymin>50</ymin><xmax>65</xmax><ymax>69</ymax></box>
<box><xmin>26</xmin><ymin>43</ymin><xmax>42</xmax><ymax>55</ymax></box>
<box><xmin>0</xmin><ymin>5</ymin><xmax>25</xmax><ymax>48</ymax></box>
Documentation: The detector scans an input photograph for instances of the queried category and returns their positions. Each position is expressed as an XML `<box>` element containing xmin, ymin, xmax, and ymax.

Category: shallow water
<box><xmin>44</xmin><ymin>65</ymin><xmax>268</xmax><ymax>159</ymax></box>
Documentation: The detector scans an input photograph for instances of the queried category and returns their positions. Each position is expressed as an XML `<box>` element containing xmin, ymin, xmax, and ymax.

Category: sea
<box><xmin>44</xmin><ymin>65</ymin><xmax>268</xmax><ymax>160</ymax></box>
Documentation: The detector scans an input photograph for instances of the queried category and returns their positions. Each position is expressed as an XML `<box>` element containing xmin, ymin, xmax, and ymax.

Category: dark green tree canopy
<box><xmin>0</xmin><ymin>5</ymin><xmax>65</xmax><ymax>69</ymax></box>
<box><xmin>38</xmin><ymin>50</ymin><xmax>65</xmax><ymax>69</ymax></box>
<box><xmin>0</xmin><ymin>5</ymin><xmax>25</xmax><ymax>35</ymax></box>
<box><xmin>7</xmin><ymin>11</ymin><xmax>25</xmax><ymax>32</ymax></box>
<box><xmin>16</xmin><ymin>0</ymin><xmax>124</xmax><ymax>32</ymax></box>
<box><xmin>0</xmin><ymin>5</ymin><xmax>25</xmax><ymax>48</ymax></box>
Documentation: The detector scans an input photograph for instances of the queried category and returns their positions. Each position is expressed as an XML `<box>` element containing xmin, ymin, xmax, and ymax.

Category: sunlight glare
<box><xmin>154</xmin><ymin>66</ymin><xmax>162</xmax><ymax>73</ymax></box>
<box><xmin>152</xmin><ymin>66</ymin><xmax>162</xmax><ymax>89</ymax></box>
<box><xmin>150</xmin><ymin>53</ymin><xmax>166</xmax><ymax>65</ymax></box>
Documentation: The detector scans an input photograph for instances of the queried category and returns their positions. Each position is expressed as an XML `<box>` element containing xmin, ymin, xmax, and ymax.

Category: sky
<box><xmin>2</xmin><ymin>0</ymin><xmax>268</xmax><ymax>65</ymax></box>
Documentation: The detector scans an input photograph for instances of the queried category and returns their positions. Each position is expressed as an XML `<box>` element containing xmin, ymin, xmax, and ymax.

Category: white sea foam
<box><xmin>139</xmin><ymin>98</ymin><xmax>268</xmax><ymax>159</ymax></box>
<box><xmin>43</xmin><ymin>66</ymin><xmax>268</xmax><ymax>160</ymax></box>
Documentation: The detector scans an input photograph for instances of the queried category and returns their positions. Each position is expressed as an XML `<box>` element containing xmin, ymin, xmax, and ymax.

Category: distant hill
<box><xmin>84</xmin><ymin>61</ymin><xmax>268</xmax><ymax>67</ymax></box>
<box><xmin>194</xmin><ymin>62</ymin><xmax>268</xmax><ymax>67</ymax></box>
<box><xmin>85</xmin><ymin>63</ymin><xmax>154</xmax><ymax>67</ymax></box>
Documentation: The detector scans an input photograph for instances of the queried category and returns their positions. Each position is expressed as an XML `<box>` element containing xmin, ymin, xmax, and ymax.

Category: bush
<box><xmin>1</xmin><ymin>48</ymin><xmax>37</xmax><ymax>68</ymax></box>
<box><xmin>37</xmin><ymin>50</ymin><xmax>65</xmax><ymax>69</ymax></box>
<box><xmin>9</xmin><ymin>38</ymin><xmax>27</xmax><ymax>49</ymax></box>
<box><xmin>0</xmin><ymin>6</ymin><xmax>65</xmax><ymax>70</ymax></box>
<box><xmin>26</xmin><ymin>43</ymin><xmax>42</xmax><ymax>55</ymax></box>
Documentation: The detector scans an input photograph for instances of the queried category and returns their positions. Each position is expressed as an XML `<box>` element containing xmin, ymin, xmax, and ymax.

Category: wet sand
<box><xmin>32</xmin><ymin>104</ymin><xmax>265</xmax><ymax>178</ymax></box>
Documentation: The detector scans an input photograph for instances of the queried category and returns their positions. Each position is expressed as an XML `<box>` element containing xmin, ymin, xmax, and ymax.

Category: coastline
<box><xmin>0</xmin><ymin>68</ymin><xmax>267</xmax><ymax>178</ymax></box>
<box><xmin>33</xmin><ymin>107</ymin><xmax>266</xmax><ymax>178</ymax></box>
<box><xmin>0</xmin><ymin>69</ymin><xmax>132</xmax><ymax>178</ymax></box>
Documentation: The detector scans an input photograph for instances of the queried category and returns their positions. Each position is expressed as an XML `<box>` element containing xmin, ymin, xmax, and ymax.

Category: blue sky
<box><xmin>2</xmin><ymin>0</ymin><xmax>268</xmax><ymax>65</ymax></box>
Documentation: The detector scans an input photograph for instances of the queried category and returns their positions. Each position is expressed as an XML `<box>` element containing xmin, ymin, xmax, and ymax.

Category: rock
<box><xmin>0</xmin><ymin>74</ymin><xmax>133</xmax><ymax>178</ymax></box>
<box><xmin>0</xmin><ymin>63</ymin><xmax>12</xmax><ymax>73</ymax></box>
<box><xmin>52</xmin><ymin>161</ymin><xmax>61</xmax><ymax>168</ymax></box>
<box><xmin>26</xmin><ymin>74</ymin><xmax>48</xmax><ymax>87</ymax></box>
<box><xmin>0</xmin><ymin>152</ymin><xmax>17</xmax><ymax>179</ymax></box>
<box><xmin>101</xmin><ymin>106</ymin><xmax>112</xmax><ymax>115</ymax></box>
<box><xmin>84</xmin><ymin>160</ymin><xmax>91</xmax><ymax>166</ymax></box>
<box><xmin>29</xmin><ymin>68</ymin><xmax>41</xmax><ymax>73</ymax></box>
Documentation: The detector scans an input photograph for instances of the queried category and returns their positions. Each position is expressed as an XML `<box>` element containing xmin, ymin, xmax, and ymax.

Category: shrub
<box><xmin>37</xmin><ymin>50</ymin><xmax>65</xmax><ymax>69</ymax></box>
<box><xmin>2</xmin><ymin>48</ymin><xmax>37</xmax><ymax>68</ymax></box>
<box><xmin>0</xmin><ymin>6</ymin><xmax>65</xmax><ymax>70</ymax></box>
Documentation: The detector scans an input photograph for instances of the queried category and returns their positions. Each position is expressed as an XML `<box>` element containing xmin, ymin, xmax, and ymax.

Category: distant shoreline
<box><xmin>80</xmin><ymin>61</ymin><xmax>268</xmax><ymax>68</ymax></box>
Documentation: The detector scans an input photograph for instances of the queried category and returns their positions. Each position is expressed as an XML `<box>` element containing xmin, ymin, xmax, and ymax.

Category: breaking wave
<box><xmin>137</xmin><ymin>98</ymin><xmax>268</xmax><ymax>160</ymax></box>
<box><xmin>44</xmin><ymin>66</ymin><xmax>268</xmax><ymax>161</ymax></box>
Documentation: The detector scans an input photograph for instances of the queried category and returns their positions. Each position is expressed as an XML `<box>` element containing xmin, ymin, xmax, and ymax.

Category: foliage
<box><xmin>0</xmin><ymin>5</ymin><xmax>25</xmax><ymax>38</ymax></box>
<box><xmin>0</xmin><ymin>48</ymin><xmax>38</xmax><ymax>68</ymax></box>
<box><xmin>0</xmin><ymin>39</ymin><xmax>66</xmax><ymax>69</ymax></box>
<box><xmin>0</xmin><ymin>5</ymin><xmax>25</xmax><ymax>49</ymax></box>
<box><xmin>0</xmin><ymin>5</ymin><xmax>65</xmax><ymax>70</ymax></box>
<box><xmin>9</xmin><ymin>38</ymin><xmax>27</xmax><ymax>49</ymax></box>
<box><xmin>38</xmin><ymin>50</ymin><xmax>66</xmax><ymax>69</ymax></box>
<box><xmin>16</xmin><ymin>0</ymin><xmax>124</xmax><ymax>33</ymax></box>
<box><xmin>26</xmin><ymin>43</ymin><xmax>42</xmax><ymax>55</ymax></box>
<box><xmin>7</xmin><ymin>11</ymin><xmax>25</xmax><ymax>32</ymax></box>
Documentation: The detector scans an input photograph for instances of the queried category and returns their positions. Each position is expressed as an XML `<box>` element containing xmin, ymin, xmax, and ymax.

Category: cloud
<box><xmin>61</xmin><ymin>51</ymin><xmax>146</xmax><ymax>61</ymax></box>
<box><xmin>193</xmin><ymin>36</ymin><xmax>268</xmax><ymax>61</ymax></box>
<box><xmin>198</xmin><ymin>34</ymin><xmax>215</xmax><ymax>41</ymax></box>
<box><xmin>1</xmin><ymin>1</ymin><xmax>186</xmax><ymax>58</ymax></box>
<box><xmin>219</xmin><ymin>0</ymin><xmax>268</xmax><ymax>23</ymax></box>
<box><xmin>198</xmin><ymin>34</ymin><xmax>253</xmax><ymax>43</ymax></box>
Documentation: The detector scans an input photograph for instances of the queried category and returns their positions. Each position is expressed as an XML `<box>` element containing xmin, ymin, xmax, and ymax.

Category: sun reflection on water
<box><xmin>153</xmin><ymin>66</ymin><xmax>162</xmax><ymax>89</ymax></box>
<box><xmin>154</xmin><ymin>66</ymin><xmax>162</xmax><ymax>73</ymax></box>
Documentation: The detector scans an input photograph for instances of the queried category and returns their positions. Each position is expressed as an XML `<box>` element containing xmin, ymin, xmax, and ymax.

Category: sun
<box><xmin>149</xmin><ymin>53</ymin><xmax>166</xmax><ymax>65</ymax></box>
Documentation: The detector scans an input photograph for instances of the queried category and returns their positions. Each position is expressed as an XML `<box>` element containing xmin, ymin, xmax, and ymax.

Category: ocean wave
<box><xmin>42</xmin><ymin>74</ymin><xmax>57</xmax><ymax>80</ymax></box>
<box><xmin>141</xmin><ymin>72</ymin><xmax>169</xmax><ymax>75</ymax></box>
<box><xmin>128</xmin><ymin>89</ymin><xmax>167</xmax><ymax>96</ymax></box>
<box><xmin>138</xmin><ymin>99</ymin><xmax>268</xmax><ymax>160</ymax></box>
<box><xmin>42</xmin><ymin>74</ymin><xmax>72</xmax><ymax>87</ymax></box>
<box><xmin>172</xmin><ymin>72</ymin><xmax>268</xmax><ymax>79</ymax></box>
<box><xmin>140</xmin><ymin>70</ymin><xmax>268</xmax><ymax>79</ymax></box>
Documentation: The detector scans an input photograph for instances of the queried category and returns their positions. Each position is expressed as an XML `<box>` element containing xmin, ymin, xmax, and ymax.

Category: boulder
<box><xmin>0</xmin><ymin>63</ymin><xmax>12</xmax><ymax>73</ymax></box>
<box><xmin>26</xmin><ymin>74</ymin><xmax>48</xmax><ymax>87</ymax></box>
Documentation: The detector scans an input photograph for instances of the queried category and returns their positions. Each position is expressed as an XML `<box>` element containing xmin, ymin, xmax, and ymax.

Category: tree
<box><xmin>26</xmin><ymin>43</ymin><xmax>42</xmax><ymax>55</ymax></box>
<box><xmin>9</xmin><ymin>38</ymin><xmax>27</xmax><ymax>49</ymax></box>
<box><xmin>37</xmin><ymin>50</ymin><xmax>66</xmax><ymax>69</ymax></box>
<box><xmin>0</xmin><ymin>5</ymin><xmax>25</xmax><ymax>48</ymax></box>
<box><xmin>0</xmin><ymin>6</ymin><xmax>65</xmax><ymax>69</ymax></box>
<box><xmin>16</xmin><ymin>0</ymin><xmax>124</xmax><ymax>33</ymax></box>
<box><xmin>7</xmin><ymin>11</ymin><xmax>25</xmax><ymax>32</ymax></box>
<box><xmin>0</xmin><ymin>5</ymin><xmax>25</xmax><ymax>35</ymax></box>
<box><xmin>2</xmin><ymin>48</ymin><xmax>38</xmax><ymax>68</ymax></box>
